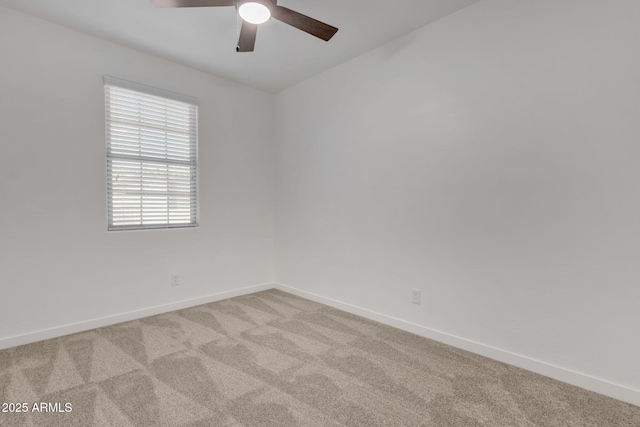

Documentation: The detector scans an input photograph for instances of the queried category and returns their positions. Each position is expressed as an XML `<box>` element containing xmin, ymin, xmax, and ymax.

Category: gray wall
<box><xmin>0</xmin><ymin>7</ymin><xmax>276</xmax><ymax>341</ymax></box>
<box><xmin>276</xmin><ymin>0</ymin><xmax>640</xmax><ymax>401</ymax></box>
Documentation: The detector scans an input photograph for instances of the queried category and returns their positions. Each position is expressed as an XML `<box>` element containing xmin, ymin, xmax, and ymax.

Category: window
<box><xmin>104</xmin><ymin>77</ymin><xmax>198</xmax><ymax>231</ymax></box>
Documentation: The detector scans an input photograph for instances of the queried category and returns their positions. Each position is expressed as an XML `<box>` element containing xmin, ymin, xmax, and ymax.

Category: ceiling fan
<box><xmin>149</xmin><ymin>0</ymin><xmax>339</xmax><ymax>52</ymax></box>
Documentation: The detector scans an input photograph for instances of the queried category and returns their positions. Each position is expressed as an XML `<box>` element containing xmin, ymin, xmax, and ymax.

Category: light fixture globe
<box><xmin>237</xmin><ymin>0</ymin><xmax>272</xmax><ymax>25</ymax></box>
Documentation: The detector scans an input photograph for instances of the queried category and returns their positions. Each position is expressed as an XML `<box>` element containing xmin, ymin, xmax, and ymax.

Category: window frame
<box><xmin>104</xmin><ymin>76</ymin><xmax>199</xmax><ymax>231</ymax></box>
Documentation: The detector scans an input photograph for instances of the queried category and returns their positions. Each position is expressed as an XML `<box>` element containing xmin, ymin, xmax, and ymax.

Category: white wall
<box><xmin>0</xmin><ymin>6</ymin><xmax>276</xmax><ymax>343</ymax></box>
<box><xmin>276</xmin><ymin>0</ymin><xmax>640</xmax><ymax>402</ymax></box>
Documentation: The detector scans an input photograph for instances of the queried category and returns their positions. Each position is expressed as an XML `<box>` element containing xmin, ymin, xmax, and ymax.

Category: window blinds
<box><xmin>105</xmin><ymin>77</ymin><xmax>198</xmax><ymax>231</ymax></box>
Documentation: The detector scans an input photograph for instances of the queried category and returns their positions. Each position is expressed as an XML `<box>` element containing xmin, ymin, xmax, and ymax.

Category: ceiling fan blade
<box><xmin>149</xmin><ymin>0</ymin><xmax>234</xmax><ymax>8</ymax></box>
<box><xmin>272</xmin><ymin>6</ymin><xmax>338</xmax><ymax>41</ymax></box>
<box><xmin>237</xmin><ymin>20</ymin><xmax>258</xmax><ymax>52</ymax></box>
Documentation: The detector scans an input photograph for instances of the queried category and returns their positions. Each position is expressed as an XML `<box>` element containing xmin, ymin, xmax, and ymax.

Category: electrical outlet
<box><xmin>171</xmin><ymin>274</ymin><xmax>180</xmax><ymax>287</ymax></box>
<box><xmin>411</xmin><ymin>289</ymin><xmax>421</xmax><ymax>305</ymax></box>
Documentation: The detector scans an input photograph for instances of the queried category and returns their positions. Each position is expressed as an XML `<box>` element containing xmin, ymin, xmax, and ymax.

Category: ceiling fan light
<box><xmin>238</xmin><ymin>2</ymin><xmax>271</xmax><ymax>25</ymax></box>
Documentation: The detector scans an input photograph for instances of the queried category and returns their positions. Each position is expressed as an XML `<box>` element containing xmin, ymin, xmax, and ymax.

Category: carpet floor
<box><xmin>0</xmin><ymin>289</ymin><xmax>638</xmax><ymax>426</ymax></box>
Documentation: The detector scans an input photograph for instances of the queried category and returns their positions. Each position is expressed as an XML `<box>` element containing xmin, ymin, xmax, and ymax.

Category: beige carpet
<box><xmin>0</xmin><ymin>289</ymin><xmax>638</xmax><ymax>426</ymax></box>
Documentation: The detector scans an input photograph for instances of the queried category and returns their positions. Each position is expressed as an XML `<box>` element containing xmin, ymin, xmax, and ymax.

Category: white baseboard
<box><xmin>0</xmin><ymin>282</ymin><xmax>275</xmax><ymax>351</ymax></box>
<box><xmin>3</xmin><ymin>281</ymin><xmax>638</xmax><ymax>407</ymax></box>
<box><xmin>274</xmin><ymin>282</ymin><xmax>640</xmax><ymax>408</ymax></box>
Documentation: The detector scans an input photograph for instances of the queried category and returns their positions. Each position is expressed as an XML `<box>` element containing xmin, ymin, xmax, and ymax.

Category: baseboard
<box><xmin>274</xmin><ymin>282</ymin><xmax>640</xmax><ymax>408</ymax></box>
<box><xmin>3</xmin><ymin>281</ymin><xmax>638</xmax><ymax>407</ymax></box>
<box><xmin>0</xmin><ymin>282</ymin><xmax>276</xmax><ymax>351</ymax></box>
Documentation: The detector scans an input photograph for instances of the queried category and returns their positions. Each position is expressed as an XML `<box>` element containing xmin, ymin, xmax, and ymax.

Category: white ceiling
<box><xmin>0</xmin><ymin>0</ymin><xmax>480</xmax><ymax>92</ymax></box>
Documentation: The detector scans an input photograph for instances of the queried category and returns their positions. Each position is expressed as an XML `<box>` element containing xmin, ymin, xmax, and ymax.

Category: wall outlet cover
<box><xmin>411</xmin><ymin>289</ymin><xmax>421</xmax><ymax>305</ymax></box>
